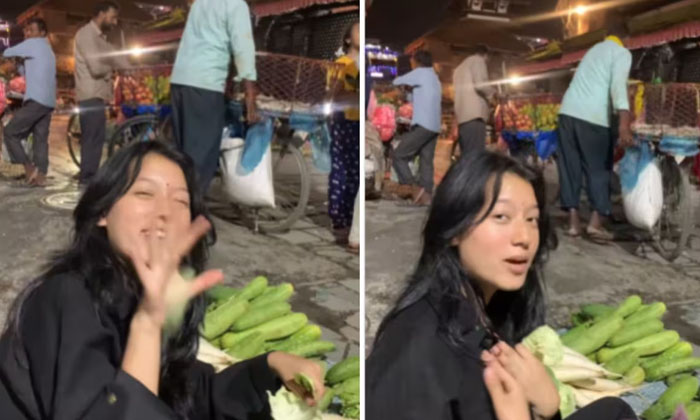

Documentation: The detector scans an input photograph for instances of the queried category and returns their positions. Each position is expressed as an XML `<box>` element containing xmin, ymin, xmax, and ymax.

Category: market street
<box><xmin>365</xmin><ymin>161</ymin><xmax>700</xmax><ymax>354</ymax></box>
<box><xmin>0</xmin><ymin>115</ymin><xmax>360</xmax><ymax>361</ymax></box>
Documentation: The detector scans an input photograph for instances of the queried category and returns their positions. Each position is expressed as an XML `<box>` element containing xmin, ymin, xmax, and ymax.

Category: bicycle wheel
<box><xmin>66</xmin><ymin>113</ymin><xmax>81</xmax><ymax>168</ymax></box>
<box><xmin>653</xmin><ymin>156</ymin><xmax>692</xmax><ymax>262</ymax></box>
<box><xmin>243</xmin><ymin>136</ymin><xmax>311</xmax><ymax>234</ymax></box>
<box><xmin>107</xmin><ymin>115</ymin><xmax>159</xmax><ymax>158</ymax></box>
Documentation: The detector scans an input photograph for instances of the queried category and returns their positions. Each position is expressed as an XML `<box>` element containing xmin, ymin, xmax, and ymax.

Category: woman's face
<box><xmin>98</xmin><ymin>153</ymin><xmax>192</xmax><ymax>261</ymax></box>
<box><xmin>453</xmin><ymin>173</ymin><xmax>540</xmax><ymax>301</ymax></box>
<box><xmin>351</xmin><ymin>23</ymin><xmax>360</xmax><ymax>50</ymax></box>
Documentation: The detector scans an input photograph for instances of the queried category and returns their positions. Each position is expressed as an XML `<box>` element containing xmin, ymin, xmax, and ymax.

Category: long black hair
<box><xmin>375</xmin><ymin>151</ymin><xmax>557</xmax><ymax>351</ymax></box>
<box><xmin>4</xmin><ymin>140</ymin><xmax>214</xmax><ymax>418</ymax></box>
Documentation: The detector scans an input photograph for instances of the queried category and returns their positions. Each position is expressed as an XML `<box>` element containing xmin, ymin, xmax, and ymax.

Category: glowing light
<box><xmin>574</xmin><ymin>5</ymin><xmax>588</xmax><ymax>15</ymax></box>
<box><xmin>130</xmin><ymin>45</ymin><xmax>145</xmax><ymax>57</ymax></box>
<box><xmin>323</xmin><ymin>102</ymin><xmax>333</xmax><ymax>116</ymax></box>
<box><xmin>73</xmin><ymin>107</ymin><xmax>80</xmax><ymax>114</ymax></box>
<box><xmin>508</xmin><ymin>75</ymin><xmax>523</xmax><ymax>86</ymax></box>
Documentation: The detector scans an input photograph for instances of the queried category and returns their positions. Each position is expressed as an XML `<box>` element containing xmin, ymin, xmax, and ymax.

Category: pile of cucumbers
<box><xmin>202</xmin><ymin>276</ymin><xmax>336</xmax><ymax>361</ymax></box>
<box><xmin>564</xmin><ymin>296</ymin><xmax>700</xmax><ymax>419</ymax></box>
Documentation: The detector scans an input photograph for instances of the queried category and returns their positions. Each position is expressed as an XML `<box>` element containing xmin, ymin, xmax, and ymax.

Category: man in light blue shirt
<box><xmin>170</xmin><ymin>0</ymin><xmax>258</xmax><ymax>193</ymax></box>
<box><xmin>2</xmin><ymin>17</ymin><xmax>55</xmax><ymax>186</ymax></box>
<box><xmin>557</xmin><ymin>29</ymin><xmax>634</xmax><ymax>242</ymax></box>
<box><xmin>390</xmin><ymin>50</ymin><xmax>441</xmax><ymax>205</ymax></box>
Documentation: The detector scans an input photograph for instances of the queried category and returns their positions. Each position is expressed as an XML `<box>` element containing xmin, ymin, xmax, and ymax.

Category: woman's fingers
<box><xmin>482</xmin><ymin>350</ymin><xmax>497</xmax><ymax>363</ymax></box>
<box><xmin>488</xmin><ymin>358</ymin><xmax>519</xmax><ymax>393</ymax></box>
<box><xmin>515</xmin><ymin>344</ymin><xmax>535</xmax><ymax>362</ymax></box>
<box><xmin>174</xmin><ymin>216</ymin><xmax>211</xmax><ymax>259</ymax></box>
<box><xmin>188</xmin><ymin>269</ymin><xmax>224</xmax><ymax>298</ymax></box>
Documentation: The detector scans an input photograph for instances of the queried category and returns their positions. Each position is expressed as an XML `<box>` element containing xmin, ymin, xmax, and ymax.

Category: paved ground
<box><xmin>365</xmin><ymin>157</ymin><xmax>700</xmax><ymax>355</ymax></box>
<box><xmin>0</xmin><ymin>115</ymin><xmax>359</xmax><ymax>361</ymax></box>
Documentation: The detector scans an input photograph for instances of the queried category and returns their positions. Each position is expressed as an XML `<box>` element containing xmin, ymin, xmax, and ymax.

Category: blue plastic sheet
<box><xmin>120</xmin><ymin>104</ymin><xmax>172</xmax><ymax>120</ymax></box>
<box><xmin>618</xmin><ymin>141</ymin><xmax>655</xmax><ymax>194</ymax></box>
<box><xmin>659</xmin><ymin>136</ymin><xmax>700</xmax><ymax>157</ymax></box>
<box><xmin>290</xmin><ymin>113</ymin><xmax>331</xmax><ymax>174</ymax></box>
<box><xmin>241</xmin><ymin>118</ymin><xmax>274</xmax><ymax>174</ymax></box>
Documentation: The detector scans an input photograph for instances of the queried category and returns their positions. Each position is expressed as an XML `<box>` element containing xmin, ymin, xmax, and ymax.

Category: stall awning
<box><xmin>513</xmin><ymin>20</ymin><xmax>700</xmax><ymax>76</ymax></box>
<box><xmin>252</xmin><ymin>0</ymin><xmax>356</xmax><ymax>18</ymax></box>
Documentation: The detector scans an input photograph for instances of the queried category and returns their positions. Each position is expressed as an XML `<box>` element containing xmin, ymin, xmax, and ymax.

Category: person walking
<box><xmin>390</xmin><ymin>50</ymin><xmax>442</xmax><ymax>206</ymax></box>
<box><xmin>2</xmin><ymin>18</ymin><xmax>55</xmax><ymax>187</ymax></box>
<box><xmin>453</xmin><ymin>44</ymin><xmax>495</xmax><ymax>155</ymax></box>
<box><xmin>170</xmin><ymin>0</ymin><xmax>258</xmax><ymax>194</ymax></box>
<box><xmin>557</xmin><ymin>27</ymin><xmax>634</xmax><ymax>243</ymax></box>
<box><xmin>74</xmin><ymin>1</ymin><xmax>130</xmax><ymax>185</ymax></box>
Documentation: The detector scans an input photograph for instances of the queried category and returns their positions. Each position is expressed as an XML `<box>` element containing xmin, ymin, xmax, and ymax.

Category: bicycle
<box><xmin>66</xmin><ymin>54</ymin><xmax>343</xmax><ymax>234</ymax></box>
<box><xmin>630</xmin><ymin>82</ymin><xmax>700</xmax><ymax>261</ymax></box>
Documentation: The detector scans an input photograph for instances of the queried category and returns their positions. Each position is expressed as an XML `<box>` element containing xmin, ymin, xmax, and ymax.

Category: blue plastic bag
<box><xmin>659</xmin><ymin>136</ymin><xmax>700</xmax><ymax>157</ymax></box>
<box><xmin>618</xmin><ymin>142</ymin><xmax>654</xmax><ymax>194</ymax></box>
<box><xmin>535</xmin><ymin>130</ymin><xmax>558</xmax><ymax>160</ymax></box>
<box><xmin>241</xmin><ymin>118</ymin><xmax>273</xmax><ymax>174</ymax></box>
<box><xmin>289</xmin><ymin>112</ymin><xmax>331</xmax><ymax>173</ymax></box>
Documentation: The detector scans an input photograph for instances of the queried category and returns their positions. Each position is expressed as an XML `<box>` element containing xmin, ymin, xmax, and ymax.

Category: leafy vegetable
<box><xmin>267</xmin><ymin>387</ymin><xmax>322</xmax><ymax>420</ymax></box>
<box><xmin>522</xmin><ymin>326</ymin><xmax>564</xmax><ymax>366</ymax></box>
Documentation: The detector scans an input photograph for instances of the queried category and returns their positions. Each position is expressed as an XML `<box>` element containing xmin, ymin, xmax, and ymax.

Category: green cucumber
<box><xmin>326</xmin><ymin>356</ymin><xmax>360</xmax><ymax>385</ymax></box>
<box><xmin>226</xmin><ymin>332</ymin><xmax>265</xmax><ymax>360</ymax></box>
<box><xmin>566</xmin><ymin>315</ymin><xmax>624</xmax><ymax>356</ymax></box>
<box><xmin>604</xmin><ymin>349</ymin><xmax>640</xmax><ymax>375</ymax></box>
<box><xmin>561</xmin><ymin>321</ymin><xmax>592</xmax><ymax>347</ymax></box>
<box><xmin>597</xmin><ymin>330</ymin><xmax>680</xmax><ymax>364</ymax></box>
<box><xmin>623</xmin><ymin>365</ymin><xmax>645</xmax><ymax>386</ymax></box>
<box><xmin>249</xmin><ymin>283</ymin><xmax>294</xmax><ymax>308</ymax></box>
<box><xmin>580</xmin><ymin>303</ymin><xmax>615</xmax><ymax>319</ymax></box>
<box><xmin>237</xmin><ymin>276</ymin><xmax>268</xmax><ymax>301</ymax></box>
<box><xmin>642</xmin><ymin>341</ymin><xmax>694</xmax><ymax>371</ymax></box>
<box><xmin>666</xmin><ymin>373</ymin><xmax>694</xmax><ymax>386</ymax></box>
<box><xmin>607</xmin><ymin>319</ymin><xmax>664</xmax><ymax>347</ymax></box>
<box><xmin>643</xmin><ymin>376</ymin><xmax>699</xmax><ymax>420</ymax></box>
<box><xmin>646</xmin><ymin>357</ymin><xmax>700</xmax><ymax>382</ymax></box>
<box><xmin>206</xmin><ymin>285</ymin><xmax>239</xmax><ymax>302</ymax></box>
<box><xmin>268</xmin><ymin>325</ymin><xmax>323</xmax><ymax>352</ymax></box>
<box><xmin>224</xmin><ymin>312</ymin><xmax>308</xmax><ymax>346</ymax></box>
<box><xmin>286</xmin><ymin>340</ymin><xmax>336</xmax><ymax>358</ymax></box>
<box><xmin>232</xmin><ymin>302</ymin><xmax>292</xmax><ymax>332</ymax></box>
<box><xmin>201</xmin><ymin>298</ymin><xmax>249</xmax><ymax>340</ymax></box>
<box><xmin>624</xmin><ymin>302</ymin><xmax>666</xmax><ymax>326</ymax></box>
<box><xmin>612</xmin><ymin>295</ymin><xmax>643</xmax><ymax>318</ymax></box>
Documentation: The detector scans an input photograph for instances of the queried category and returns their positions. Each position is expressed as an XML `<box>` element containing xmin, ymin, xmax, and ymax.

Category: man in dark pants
<box><xmin>74</xmin><ymin>1</ymin><xmax>128</xmax><ymax>185</ymax></box>
<box><xmin>2</xmin><ymin>18</ymin><xmax>55</xmax><ymax>186</ymax></box>
<box><xmin>170</xmin><ymin>0</ymin><xmax>258</xmax><ymax>194</ymax></box>
<box><xmin>390</xmin><ymin>50</ymin><xmax>442</xmax><ymax>205</ymax></box>
<box><xmin>557</xmin><ymin>28</ymin><xmax>634</xmax><ymax>242</ymax></box>
<box><xmin>453</xmin><ymin>44</ymin><xmax>494</xmax><ymax>155</ymax></box>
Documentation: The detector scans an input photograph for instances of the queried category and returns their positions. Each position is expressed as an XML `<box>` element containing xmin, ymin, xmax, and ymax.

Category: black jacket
<box><xmin>367</xmin><ymin>296</ymin><xmax>567</xmax><ymax>420</ymax></box>
<box><xmin>0</xmin><ymin>272</ymin><xmax>280</xmax><ymax>419</ymax></box>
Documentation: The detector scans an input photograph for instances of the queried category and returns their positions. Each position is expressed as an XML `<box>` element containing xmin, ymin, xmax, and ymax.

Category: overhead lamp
<box><xmin>465</xmin><ymin>13</ymin><xmax>510</xmax><ymax>23</ymax></box>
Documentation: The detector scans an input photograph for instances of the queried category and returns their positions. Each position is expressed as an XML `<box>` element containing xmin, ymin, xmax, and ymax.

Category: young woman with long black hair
<box><xmin>366</xmin><ymin>151</ymin><xmax>636</xmax><ymax>420</ymax></box>
<box><xmin>0</xmin><ymin>141</ymin><xmax>324</xmax><ymax>419</ymax></box>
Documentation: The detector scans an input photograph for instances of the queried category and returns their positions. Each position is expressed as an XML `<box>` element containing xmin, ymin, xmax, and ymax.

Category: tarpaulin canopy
<box><xmin>252</xmin><ymin>0</ymin><xmax>356</xmax><ymax>18</ymax></box>
<box><xmin>514</xmin><ymin>20</ymin><xmax>700</xmax><ymax>75</ymax></box>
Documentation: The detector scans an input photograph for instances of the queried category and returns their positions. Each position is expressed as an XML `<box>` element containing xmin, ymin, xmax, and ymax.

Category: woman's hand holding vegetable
<box><xmin>482</xmin><ymin>341</ymin><xmax>560</xmax><ymax>419</ymax></box>
<box><xmin>268</xmin><ymin>351</ymin><xmax>326</xmax><ymax>406</ymax></box>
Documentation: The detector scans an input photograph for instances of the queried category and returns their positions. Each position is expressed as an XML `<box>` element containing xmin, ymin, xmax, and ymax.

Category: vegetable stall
<box><xmin>195</xmin><ymin>274</ymin><xmax>359</xmax><ymax>420</ymax></box>
<box><xmin>526</xmin><ymin>296</ymin><xmax>700</xmax><ymax>419</ymax></box>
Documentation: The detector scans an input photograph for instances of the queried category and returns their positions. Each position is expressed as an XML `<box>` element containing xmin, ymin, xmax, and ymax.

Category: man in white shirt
<box><xmin>453</xmin><ymin>44</ymin><xmax>495</xmax><ymax>156</ymax></box>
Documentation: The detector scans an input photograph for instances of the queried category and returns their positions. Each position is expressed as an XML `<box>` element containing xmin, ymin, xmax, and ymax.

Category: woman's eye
<box><xmin>527</xmin><ymin>216</ymin><xmax>540</xmax><ymax>224</ymax></box>
<box><xmin>134</xmin><ymin>191</ymin><xmax>153</xmax><ymax>197</ymax></box>
<box><xmin>175</xmin><ymin>199</ymin><xmax>190</xmax><ymax>207</ymax></box>
<box><xmin>493</xmin><ymin>214</ymin><xmax>509</xmax><ymax>221</ymax></box>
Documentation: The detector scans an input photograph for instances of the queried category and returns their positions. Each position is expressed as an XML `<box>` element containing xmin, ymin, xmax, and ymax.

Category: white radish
<box><xmin>572</xmin><ymin>387</ymin><xmax>597</xmax><ymax>408</ymax></box>
<box><xmin>197</xmin><ymin>337</ymin><xmax>239</xmax><ymax>371</ymax></box>
<box><xmin>570</xmin><ymin>378</ymin><xmax>630</xmax><ymax>392</ymax></box>
<box><xmin>559</xmin><ymin>347</ymin><xmax>621</xmax><ymax>378</ymax></box>
<box><xmin>572</xmin><ymin>386</ymin><xmax>639</xmax><ymax>404</ymax></box>
<box><xmin>553</xmin><ymin>366</ymin><xmax>605</xmax><ymax>382</ymax></box>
